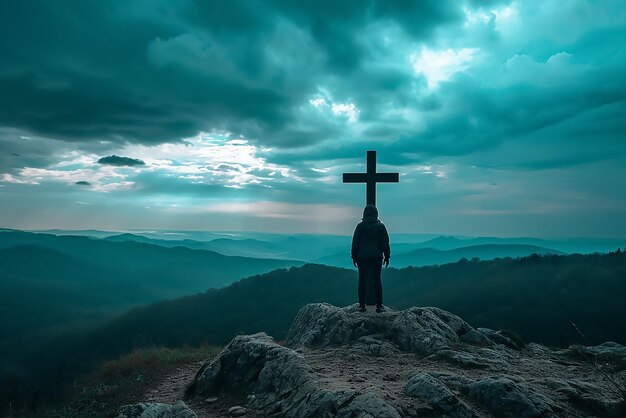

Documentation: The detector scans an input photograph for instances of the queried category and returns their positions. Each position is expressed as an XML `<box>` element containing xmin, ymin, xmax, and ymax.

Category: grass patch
<box><xmin>28</xmin><ymin>344</ymin><xmax>220</xmax><ymax>418</ymax></box>
<box><xmin>563</xmin><ymin>344</ymin><xmax>626</xmax><ymax>417</ymax></box>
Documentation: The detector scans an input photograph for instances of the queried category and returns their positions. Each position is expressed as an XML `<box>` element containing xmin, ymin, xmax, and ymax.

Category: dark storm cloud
<box><xmin>259</xmin><ymin>0</ymin><xmax>459</xmax><ymax>71</ymax></box>
<box><xmin>0</xmin><ymin>0</ymin><xmax>459</xmax><ymax>148</ymax></box>
<box><xmin>1</xmin><ymin>0</ymin><xmax>624</xmax><ymax>164</ymax></box>
<box><xmin>97</xmin><ymin>155</ymin><xmax>145</xmax><ymax>167</ymax></box>
<box><xmin>0</xmin><ymin>128</ymin><xmax>67</xmax><ymax>172</ymax></box>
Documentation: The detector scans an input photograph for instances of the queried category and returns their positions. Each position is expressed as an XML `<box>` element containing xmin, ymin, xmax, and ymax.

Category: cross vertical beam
<box><xmin>343</xmin><ymin>150</ymin><xmax>399</xmax><ymax>206</ymax></box>
<box><xmin>366</xmin><ymin>150</ymin><xmax>376</xmax><ymax>205</ymax></box>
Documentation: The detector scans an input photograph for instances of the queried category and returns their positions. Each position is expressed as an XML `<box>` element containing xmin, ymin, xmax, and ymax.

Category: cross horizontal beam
<box><xmin>342</xmin><ymin>150</ymin><xmax>399</xmax><ymax>205</ymax></box>
<box><xmin>374</xmin><ymin>173</ymin><xmax>399</xmax><ymax>182</ymax></box>
<box><xmin>343</xmin><ymin>173</ymin><xmax>367</xmax><ymax>183</ymax></box>
<box><xmin>342</xmin><ymin>173</ymin><xmax>399</xmax><ymax>182</ymax></box>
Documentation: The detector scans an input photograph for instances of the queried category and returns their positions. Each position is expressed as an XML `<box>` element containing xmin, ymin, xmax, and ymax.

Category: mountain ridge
<box><xmin>315</xmin><ymin>243</ymin><xmax>563</xmax><ymax>268</ymax></box>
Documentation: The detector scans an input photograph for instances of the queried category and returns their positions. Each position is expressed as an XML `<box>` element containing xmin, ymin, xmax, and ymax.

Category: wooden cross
<box><xmin>343</xmin><ymin>151</ymin><xmax>399</xmax><ymax>205</ymax></box>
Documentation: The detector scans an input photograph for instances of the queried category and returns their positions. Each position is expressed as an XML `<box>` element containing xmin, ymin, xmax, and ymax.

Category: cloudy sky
<box><xmin>1</xmin><ymin>0</ymin><xmax>625</xmax><ymax>237</ymax></box>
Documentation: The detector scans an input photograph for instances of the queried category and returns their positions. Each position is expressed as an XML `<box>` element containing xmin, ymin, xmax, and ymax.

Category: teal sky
<box><xmin>1</xmin><ymin>0</ymin><xmax>625</xmax><ymax>236</ymax></box>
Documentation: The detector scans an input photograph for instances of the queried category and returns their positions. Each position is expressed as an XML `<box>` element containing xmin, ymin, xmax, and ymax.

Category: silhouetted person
<box><xmin>351</xmin><ymin>204</ymin><xmax>390</xmax><ymax>313</ymax></box>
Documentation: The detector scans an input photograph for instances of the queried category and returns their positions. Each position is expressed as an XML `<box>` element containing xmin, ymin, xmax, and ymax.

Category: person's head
<box><xmin>362</xmin><ymin>204</ymin><xmax>378</xmax><ymax>219</ymax></box>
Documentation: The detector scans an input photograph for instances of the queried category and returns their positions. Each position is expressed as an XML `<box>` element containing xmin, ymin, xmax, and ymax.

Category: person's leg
<box><xmin>373</xmin><ymin>257</ymin><xmax>383</xmax><ymax>309</ymax></box>
<box><xmin>365</xmin><ymin>258</ymin><xmax>377</xmax><ymax>305</ymax></box>
<box><xmin>356</xmin><ymin>259</ymin><xmax>367</xmax><ymax>308</ymax></box>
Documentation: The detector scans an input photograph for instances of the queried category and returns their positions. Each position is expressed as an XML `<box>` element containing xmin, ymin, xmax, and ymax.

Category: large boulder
<box><xmin>185</xmin><ymin>332</ymin><xmax>316</xmax><ymax>409</ymax></box>
<box><xmin>185</xmin><ymin>332</ymin><xmax>400</xmax><ymax>417</ymax></box>
<box><xmin>544</xmin><ymin>377</ymin><xmax>621</xmax><ymax>416</ymax></box>
<box><xmin>477</xmin><ymin>327</ymin><xmax>523</xmax><ymax>349</ymax></box>
<box><xmin>286</xmin><ymin>303</ymin><xmax>390</xmax><ymax>349</ymax></box>
<box><xmin>286</xmin><ymin>303</ymin><xmax>495</xmax><ymax>355</ymax></box>
<box><xmin>336</xmin><ymin>392</ymin><xmax>402</xmax><ymax>418</ymax></box>
<box><xmin>467</xmin><ymin>377</ymin><xmax>558</xmax><ymax>418</ymax></box>
<box><xmin>388</xmin><ymin>307</ymin><xmax>462</xmax><ymax>354</ymax></box>
<box><xmin>559</xmin><ymin>342</ymin><xmax>626</xmax><ymax>368</ymax></box>
<box><xmin>404</xmin><ymin>372</ymin><xmax>476</xmax><ymax>418</ymax></box>
<box><xmin>428</xmin><ymin>350</ymin><xmax>499</xmax><ymax>369</ymax></box>
<box><xmin>353</xmin><ymin>335</ymin><xmax>400</xmax><ymax>357</ymax></box>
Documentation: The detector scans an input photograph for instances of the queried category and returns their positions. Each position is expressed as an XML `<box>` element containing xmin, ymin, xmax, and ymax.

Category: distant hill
<box><xmin>410</xmin><ymin>235</ymin><xmax>467</xmax><ymax>250</ymax></box>
<box><xmin>101</xmin><ymin>231</ymin><xmax>351</xmax><ymax>261</ymax></box>
<box><xmin>405</xmin><ymin>235</ymin><xmax>625</xmax><ymax>254</ymax></box>
<box><xmin>0</xmin><ymin>245</ymin><xmax>157</xmax><ymax>372</ymax></box>
<box><xmin>102</xmin><ymin>233</ymin><xmax>217</xmax><ymax>251</ymax></box>
<box><xmin>0</xmin><ymin>231</ymin><xmax>302</xmax><ymax>293</ymax></box>
<box><xmin>0</xmin><ymin>230</ymin><xmax>302</xmax><ymax>382</ymax></box>
<box><xmin>316</xmin><ymin>243</ymin><xmax>563</xmax><ymax>268</ymax></box>
<box><xmin>26</xmin><ymin>228</ymin><xmax>625</xmax><ymax>259</ymax></box>
<box><xmin>101</xmin><ymin>232</ymin><xmax>157</xmax><ymax>244</ymax></box>
<box><xmin>26</xmin><ymin>228</ymin><xmax>123</xmax><ymax>238</ymax></box>
<box><xmin>394</xmin><ymin>243</ymin><xmax>563</xmax><ymax>265</ymax></box>
<box><xmin>103</xmin><ymin>233</ymin><xmax>288</xmax><ymax>259</ymax></box>
<box><xmin>206</xmin><ymin>238</ymin><xmax>286</xmax><ymax>258</ymax></box>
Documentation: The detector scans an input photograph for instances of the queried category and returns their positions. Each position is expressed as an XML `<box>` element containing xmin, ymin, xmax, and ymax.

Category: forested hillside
<box><xmin>81</xmin><ymin>250</ymin><xmax>626</xmax><ymax>360</ymax></box>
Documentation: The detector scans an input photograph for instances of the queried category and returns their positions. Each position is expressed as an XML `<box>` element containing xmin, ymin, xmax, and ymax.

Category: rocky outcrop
<box><xmin>129</xmin><ymin>303</ymin><xmax>626</xmax><ymax>418</ymax></box>
<box><xmin>185</xmin><ymin>332</ymin><xmax>400</xmax><ymax>417</ymax></box>
<box><xmin>286</xmin><ymin>303</ymin><xmax>497</xmax><ymax>355</ymax></box>
<box><xmin>185</xmin><ymin>332</ymin><xmax>318</xmax><ymax>414</ymax></box>
<box><xmin>404</xmin><ymin>372</ymin><xmax>477</xmax><ymax>418</ymax></box>
<box><xmin>467</xmin><ymin>377</ymin><xmax>558</xmax><ymax>418</ymax></box>
<box><xmin>116</xmin><ymin>400</ymin><xmax>196</xmax><ymax>418</ymax></box>
<box><xmin>285</xmin><ymin>303</ymin><xmax>390</xmax><ymax>349</ymax></box>
<box><xmin>404</xmin><ymin>372</ymin><xmax>563</xmax><ymax>418</ymax></box>
<box><xmin>558</xmin><ymin>341</ymin><xmax>626</xmax><ymax>367</ymax></box>
<box><xmin>477</xmin><ymin>327</ymin><xmax>523</xmax><ymax>350</ymax></box>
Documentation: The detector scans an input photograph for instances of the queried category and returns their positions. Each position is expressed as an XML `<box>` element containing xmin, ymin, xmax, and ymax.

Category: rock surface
<box><xmin>467</xmin><ymin>377</ymin><xmax>558</xmax><ymax>418</ymax></box>
<box><xmin>286</xmin><ymin>303</ymin><xmax>495</xmax><ymax>355</ymax></box>
<box><xmin>405</xmin><ymin>372</ymin><xmax>476</xmax><ymax>417</ymax></box>
<box><xmin>227</xmin><ymin>406</ymin><xmax>247</xmax><ymax>417</ymax></box>
<box><xmin>185</xmin><ymin>331</ymin><xmax>400</xmax><ymax>417</ymax></box>
<box><xmin>116</xmin><ymin>400</ymin><xmax>197</xmax><ymax>418</ymax></box>
<box><xmin>127</xmin><ymin>303</ymin><xmax>626</xmax><ymax>417</ymax></box>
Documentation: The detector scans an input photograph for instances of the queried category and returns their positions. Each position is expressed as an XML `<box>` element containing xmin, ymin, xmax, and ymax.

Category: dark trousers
<box><xmin>357</xmin><ymin>257</ymin><xmax>383</xmax><ymax>308</ymax></box>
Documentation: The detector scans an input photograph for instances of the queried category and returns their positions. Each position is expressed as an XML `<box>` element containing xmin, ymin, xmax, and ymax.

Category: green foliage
<box><xmin>92</xmin><ymin>252</ymin><xmax>626</xmax><ymax>352</ymax></box>
<box><xmin>67</xmin><ymin>252</ymin><xmax>626</xmax><ymax>366</ymax></box>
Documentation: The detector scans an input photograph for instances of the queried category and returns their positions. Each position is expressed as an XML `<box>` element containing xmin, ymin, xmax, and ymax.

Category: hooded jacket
<box><xmin>351</xmin><ymin>205</ymin><xmax>391</xmax><ymax>261</ymax></box>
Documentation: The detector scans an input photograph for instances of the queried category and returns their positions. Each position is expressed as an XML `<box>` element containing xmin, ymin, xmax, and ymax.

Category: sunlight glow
<box><xmin>463</xmin><ymin>2</ymin><xmax>518</xmax><ymax>31</ymax></box>
<box><xmin>309</xmin><ymin>93</ymin><xmax>360</xmax><ymax>123</ymax></box>
<box><xmin>410</xmin><ymin>47</ymin><xmax>478</xmax><ymax>89</ymax></box>
<box><xmin>331</xmin><ymin>103</ymin><xmax>359</xmax><ymax>123</ymax></box>
<box><xmin>189</xmin><ymin>201</ymin><xmax>355</xmax><ymax>221</ymax></box>
<box><xmin>0</xmin><ymin>132</ymin><xmax>297</xmax><ymax>191</ymax></box>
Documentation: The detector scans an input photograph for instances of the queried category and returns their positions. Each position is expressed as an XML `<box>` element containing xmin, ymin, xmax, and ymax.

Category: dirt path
<box><xmin>144</xmin><ymin>361</ymin><xmax>201</xmax><ymax>406</ymax></box>
<box><xmin>144</xmin><ymin>360</ymin><xmax>257</xmax><ymax>418</ymax></box>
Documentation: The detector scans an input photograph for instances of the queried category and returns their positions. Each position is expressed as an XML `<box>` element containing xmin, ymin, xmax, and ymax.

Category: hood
<box><xmin>362</xmin><ymin>204</ymin><xmax>379</xmax><ymax>220</ymax></box>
